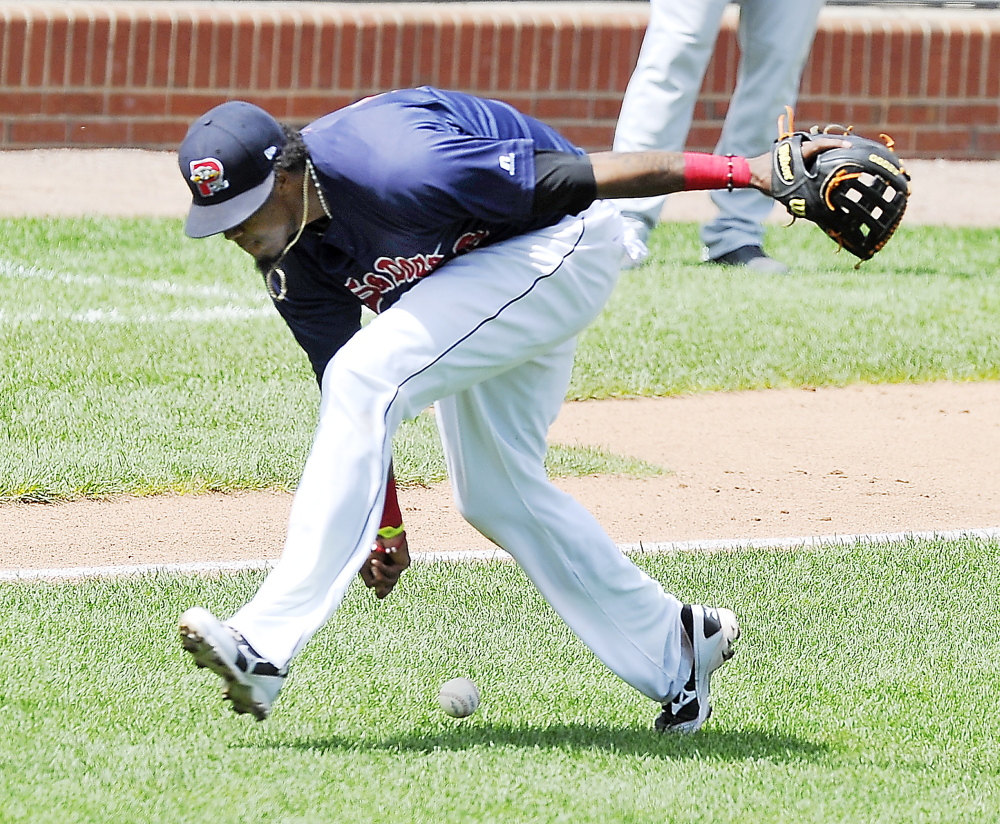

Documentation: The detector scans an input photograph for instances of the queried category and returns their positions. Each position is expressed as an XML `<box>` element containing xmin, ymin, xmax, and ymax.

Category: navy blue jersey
<box><xmin>274</xmin><ymin>87</ymin><xmax>584</xmax><ymax>381</ymax></box>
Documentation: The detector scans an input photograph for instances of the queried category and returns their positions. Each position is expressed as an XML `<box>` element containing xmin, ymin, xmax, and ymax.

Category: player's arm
<box><xmin>529</xmin><ymin>149</ymin><xmax>766</xmax><ymax>216</ymax></box>
<box><xmin>357</xmin><ymin>462</ymin><xmax>411</xmax><ymax>599</ymax></box>
<box><xmin>531</xmin><ymin>143</ymin><xmax>850</xmax><ymax>215</ymax></box>
<box><xmin>267</xmin><ymin>253</ymin><xmax>411</xmax><ymax>598</ymax></box>
<box><xmin>587</xmin><ymin>140</ymin><xmax>850</xmax><ymax>200</ymax></box>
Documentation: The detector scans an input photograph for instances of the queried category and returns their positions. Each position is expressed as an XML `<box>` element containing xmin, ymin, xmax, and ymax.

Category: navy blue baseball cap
<box><xmin>179</xmin><ymin>101</ymin><xmax>287</xmax><ymax>238</ymax></box>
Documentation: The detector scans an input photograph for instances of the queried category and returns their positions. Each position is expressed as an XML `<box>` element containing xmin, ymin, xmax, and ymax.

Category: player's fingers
<box><xmin>358</xmin><ymin>561</ymin><xmax>377</xmax><ymax>588</ymax></box>
<box><xmin>358</xmin><ymin>550</ymin><xmax>389</xmax><ymax>588</ymax></box>
<box><xmin>801</xmin><ymin>137</ymin><xmax>851</xmax><ymax>161</ymax></box>
<box><xmin>380</xmin><ymin>534</ymin><xmax>411</xmax><ymax>570</ymax></box>
<box><xmin>366</xmin><ymin>557</ymin><xmax>403</xmax><ymax>598</ymax></box>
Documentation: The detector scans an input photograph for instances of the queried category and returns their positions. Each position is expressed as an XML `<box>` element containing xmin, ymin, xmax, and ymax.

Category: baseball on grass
<box><xmin>436</xmin><ymin>677</ymin><xmax>480</xmax><ymax>718</ymax></box>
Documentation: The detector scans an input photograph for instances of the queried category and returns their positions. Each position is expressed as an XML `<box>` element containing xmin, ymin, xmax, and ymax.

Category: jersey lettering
<box><xmin>344</xmin><ymin>250</ymin><xmax>447</xmax><ymax>312</ymax></box>
<box><xmin>453</xmin><ymin>230</ymin><xmax>490</xmax><ymax>254</ymax></box>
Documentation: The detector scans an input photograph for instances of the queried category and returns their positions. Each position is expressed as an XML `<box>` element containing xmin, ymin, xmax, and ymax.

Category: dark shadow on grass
<box><xmin>259</xmin><ymin>722</ymin><xmax>829</xmax><ymax>763</ymax></box>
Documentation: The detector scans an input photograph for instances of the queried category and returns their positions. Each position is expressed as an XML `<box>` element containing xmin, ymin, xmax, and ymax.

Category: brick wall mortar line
<box><xmin>123</xmin><ymin>5</ymin><xmax>137</xmax><ymax>90</ymax></box>
<box><xmin>509</xmin><ymin>15</ymin><xmax>523</xmax><ymax>94</ymax></box>
<box><xmin>900</xmin><ymin>22</ymin><xmax>912</xmax><ymax>102</ymax></box>
<box><xmin>213</xmin><ymin>7</ymin><xmax>229</xmax><ymax>90</ymax></box>
<box><xmin>286</xmin><ymin>6</ymin><xmax>299</xmax><ymax>91</ymax></box>
<box><xmin>464</xmin><ymin>16</ymin><xmax>477</xmax><ymax>90</ymax></box>
<box><xmin>220</xmin><ymin>5</ymin><xmax>237</xmax><ymax>93</ymax></box>
<box><xmin>918</xmin><ymin>18</ymin><xmax>931</xmax><ymax>100</ymax></box>
<box><xmin>393</xmin><ymin>7</ymin><xmax>406</xmax><ymax>93</ymax></box>
<box><xmin>309</xmin><ymin>7</ymin><xmax>323</xmax><ymax>92</ymax></box>
<box><xmin>21</xmin><ymin>9</ymin><xmax>34</xmax><ymax>88</ymax></box>
<box><xmin>449</xmin><ymin>9</ymin><xmax>462</xmax><ymax>92</ymax></box>
<box><xmin>184</xmin><ymin>7</ymin><xmax>199</xmax><ymax>94</ymax></box>
<box><xmin>978</xmin><ymin>22</ymin><xmax>991</xmax><ymax>98</ymax></box>
<box><xmin>247</xmin><ymin>9</ymin><xmax>261</xmax><ymax>92</ymax></box>
<box><xmin>936</xmin><ymin>22</ymin><xmax>952</xmax><ymax>100</ymax></box>
<box><xmin>63</xmin><ymin>6</ymin><xmax>77</xmax><ymax>89</ymax></box>
<box><xmin>38</xmin><ymin>6</ymin><xmax>53</xmax><ymax>89</ymax></box>
<box><xmin>878</xmin><ymin>19</ymin><xmax>893</xmax><ymax>106</ymax></box>
<box><xmin>345</xmin><ymin>8</ymin><xmax>358</xmax><ymax>93</ymax></box>
<box><xmin>842</xmin><ymin>25</ymin><xmax>854</xmax><ymax>102</ymax></box>
<box><xmin>486</xmin><ymin>17</ymin><xmax>502</xmax><ymax>91</ymax></box>
<box><xmin>100</xmin><ymin>8</ymin><xmax>116</xmax><ymax>99</ymax></box>
<box><xmin>587</xmin><ymin>17</ymin><xmax>600</xmax><ymax>110</ymax></box>
<box><xmin>489</xmin><ymin>10</ymin><xmax>501</xmax><ymax>92</ymax></box>
<box><xmin>372</xmin><ymin>10</ymin><xmax>384</xmax><ymax>92</ymax></box>
<box><xmin>269</xmin><ymin>7</ymin><xmax>282</xmax><ymax>93</ymax></box>
<box><xmin>206</xmin><ymin>8</ymin><xmax>218</xmax><ymax>89</ymax></box>
<box><xmin>548</xmin><ymin>11</ymin><xmax>561</xmax><ymax>95</ymax></box>
<box><xmin>0</xmin><ymin>8</ymin><xmax>7</xmax><ymax>88</ymax></box>
<box><xmin>528</xmin><ymin>10</ymin><xmax>541</xmax><ymax>96</ymax></box>
<box><xmin>257</xmin><ymin>8</ymin><xmax>270</xmax><ymax>93</ymax></box>
<box><xmin>406</xmin><ymin>11</ymin><xmax>418</xmax><ymax>90</ymax></box>
<box><xmin>859</xmin><ymin>18</ymin><xmax>872</xmax><ymax>101</ymax></box>
<box><xmin>82</xmin><ymin>6</ymin><xmax>93</xmax><ymax>89</ymax></box>
<box><xmin>426</xmin><ymin>15</ymin><xmax>438</xmax><ymax>89</ymax></box>
<box><xmin>953</xmin><ymin>17</ymin><xmax>968</xmax><ymax>101</ymax></box>
<box><xmin>55</xmin><ymin>5</ymin><xmax>70</xmax><ymax>88</ymax></box>
<box><xmin>145</xmin><ymin>6</ymin><xmax>159</xmax><ymax>91</ymax></box>
<box><xmin>290</xmin><ymin>11</ymin><xmax>302</xmax><ymax>91</ymax></box>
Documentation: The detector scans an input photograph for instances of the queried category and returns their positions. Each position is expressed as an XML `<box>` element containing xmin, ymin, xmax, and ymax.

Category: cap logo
<box><xmin>188</xmin><ymin>157</ymin><xmax>230</xmax><ymax>197</ymax></box>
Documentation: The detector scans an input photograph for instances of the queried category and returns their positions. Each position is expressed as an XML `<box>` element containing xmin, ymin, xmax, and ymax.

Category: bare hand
<box><xmin>748</xmin><ymin>137</ymin><xmax>852</xmax><ymax>196</ymax></box>
<box><xmin>358</xmin><ymin>531</ymin><xmax>411</xmax><ymax>599</ymax></box>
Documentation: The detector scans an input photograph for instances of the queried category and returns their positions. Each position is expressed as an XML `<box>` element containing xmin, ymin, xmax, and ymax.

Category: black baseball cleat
<box><xmin>656</xmin><ymin>603</ymin><xmax>740</xmax><ymax>734</ymax></box>
<box><xmin>709</xmin><ymin>244</ymin><xmax>789</xmax><ymax>274</ymax></box>
<box><xmin>179</xmin><ymin>607</ymin><xmax>288</xmax><ymax>721</ymax></box>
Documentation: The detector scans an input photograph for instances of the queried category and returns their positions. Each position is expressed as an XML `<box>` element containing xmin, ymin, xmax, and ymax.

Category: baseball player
<box><xmin>614</xmin><ymin>0</ymin><xmax>826</xmax><ymax>272</ymax></box>
<box><xmin>175</xmin><ymin>87</ymin><xmax>844</xmax><ymax>731</ymax></box>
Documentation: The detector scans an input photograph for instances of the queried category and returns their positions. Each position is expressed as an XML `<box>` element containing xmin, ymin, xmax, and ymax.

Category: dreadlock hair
<box><xmin>274</xmin><ymin>123</ymin><xmax>309</xmax><ymax>174</ymax></box>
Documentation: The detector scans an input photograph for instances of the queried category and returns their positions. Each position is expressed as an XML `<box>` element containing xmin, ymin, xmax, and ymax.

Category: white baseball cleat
<box><xmin>179</xmin><ymin>606</ymin><xmax>287</xmax><ymax>721</ymax></box>
<box><xmin>655</xmin><ymin>603</ymin><xmax>740</xmax><ymax>734</ymax></box>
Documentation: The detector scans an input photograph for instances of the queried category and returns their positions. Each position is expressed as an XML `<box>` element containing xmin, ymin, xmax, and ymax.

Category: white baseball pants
<box><xmin>229</xmin><ymin>200</ymin><xmax>688</xmax><ymax>702</ymax></box>
<box><xmin>613</xmin><ymin>0</ymin><xmax>825</xmax><ymax>258</ymax></box>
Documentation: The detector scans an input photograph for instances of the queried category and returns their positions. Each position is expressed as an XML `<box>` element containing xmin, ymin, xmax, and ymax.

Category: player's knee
<box><xmin>455</xmin><ymin>493</ymin><xmax>500</xmax><ymax>538</ymax></box>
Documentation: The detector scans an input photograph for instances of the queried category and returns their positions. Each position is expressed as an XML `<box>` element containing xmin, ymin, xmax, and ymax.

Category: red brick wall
<box><xmin>1</xmin><ymin>2</ymin><xmax>998</xmax><ymax>159</ymax></box>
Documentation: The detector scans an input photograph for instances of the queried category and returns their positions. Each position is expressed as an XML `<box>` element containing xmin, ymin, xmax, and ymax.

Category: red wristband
<box><xmin>380</xmin><ymin>473</ymin><xmax>403</xmax><ymax>531</ymax></box>
<box><xmin>682</xmin><ymin>153</ymin><xmax>752</xmax><ymax>192</ymax></box>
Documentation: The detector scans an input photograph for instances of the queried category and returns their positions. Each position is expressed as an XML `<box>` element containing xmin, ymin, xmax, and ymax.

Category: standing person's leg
<box><xmin>612</xmin><ymin>0</ymin><xmax>731</xmax><ymax>242</ymax></box>
<box><xmin>701</xmin><ymin>0</ymin><xmax>825</xmax><ymax>265</ymax></box>
<box><xmin>179</xmin><ymin>200</ymin><xmax>633</xmax><ymax>719</ymax></box>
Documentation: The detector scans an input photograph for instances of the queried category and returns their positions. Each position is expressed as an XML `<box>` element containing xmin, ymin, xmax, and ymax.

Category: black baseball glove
<box><xmin>770</xmin><ymin>109</ymin><xmax>911</xmax><ymax>261</ymax></box>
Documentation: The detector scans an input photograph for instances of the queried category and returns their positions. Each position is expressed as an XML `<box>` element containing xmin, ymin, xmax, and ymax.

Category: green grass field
<box><xmin>2</xmin><ymin>540</ymin><xmax>998</xmax><ymax>823</ymax></box>
<box><xmin>4</xmin><ymin>217</ymin><xmax>1000</xmax><ymax>499</ymax></box>
<box><xmin>4</xmin><ymin>216</ymin><xmax>1000</xmax><ymax>821</ymax></box>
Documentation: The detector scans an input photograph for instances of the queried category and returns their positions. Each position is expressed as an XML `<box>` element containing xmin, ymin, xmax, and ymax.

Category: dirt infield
<box><xmin>2</xmin><ymin>151</ymin><xmax>998</xmax><ymax>572</ymax></box>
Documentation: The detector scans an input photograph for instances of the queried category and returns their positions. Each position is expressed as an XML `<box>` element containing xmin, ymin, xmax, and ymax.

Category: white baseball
<box><xmin>437</xmin><ymin>677</ymin><xmax>480</xmax><ymax>718</ymax></box>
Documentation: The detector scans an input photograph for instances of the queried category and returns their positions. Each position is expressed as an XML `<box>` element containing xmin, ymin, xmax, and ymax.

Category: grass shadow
<box><xmin>259</xmin><ymin>722</ymin><xmax>830</xmax><ymax>763</ymax></box>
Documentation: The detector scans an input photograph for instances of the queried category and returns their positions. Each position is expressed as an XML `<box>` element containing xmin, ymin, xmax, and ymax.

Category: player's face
<box><xmin>223</xmin><ymin>178</ymin><xmax>299</xmax><ymax>270</ymax></box>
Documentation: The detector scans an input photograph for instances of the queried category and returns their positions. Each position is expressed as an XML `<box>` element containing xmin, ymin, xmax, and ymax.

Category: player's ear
<box><xmin>269</xmin><ymin>169</ymin><xmax>300</xmax><ymax>210</ymax></box>
<box><xmin>272</xmin><ymin>168</ymin><xmax>291</xmax><ymax>192</ymax></box>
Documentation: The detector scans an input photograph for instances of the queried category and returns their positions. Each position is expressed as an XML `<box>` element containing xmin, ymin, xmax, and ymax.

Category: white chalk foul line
<box><xmin>0</xmin><ymin>259</ymin><xmax>259</xmax><ymax>301</ymax></box>
<box><xmin>3</xmin><ymin>527</ymin><xmax>1000</xmax><ymax>582</ymax></box>
<box><xmin>0</xmin><ymin>259</ymin><xmax>272</xmax><ymax>323</ymax></box>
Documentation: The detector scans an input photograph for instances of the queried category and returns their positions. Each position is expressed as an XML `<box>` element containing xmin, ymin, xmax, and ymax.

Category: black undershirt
<box><xmin>531</xmin><ymin>150</ymin><xmax>597</xmax><ymax>217</ymax></box>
